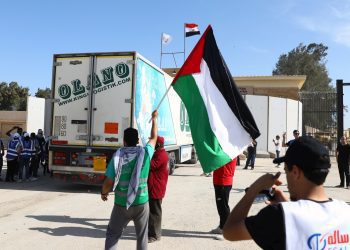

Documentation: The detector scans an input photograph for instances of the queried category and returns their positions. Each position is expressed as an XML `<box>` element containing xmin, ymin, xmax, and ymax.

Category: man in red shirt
<box><xmin>147</xmin><ymin>136</ymin><xmax>169</xmax><ymax>243</ymax></box>
<box><xmin>210</xmin><ymin>158</ymin><xmax>237</xmax><ymax>237</ymax></box>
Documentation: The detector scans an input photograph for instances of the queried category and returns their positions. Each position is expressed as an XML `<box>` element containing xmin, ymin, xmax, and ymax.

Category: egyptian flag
<box><xmin>185</xmin><ymin>23</ymin><xmax>200</xmax><ymax>37</ymax></box>
<box><xmin>172</xmin><ymin>25</ymin><xmax>260</xmax><ymax>172</ymax></box>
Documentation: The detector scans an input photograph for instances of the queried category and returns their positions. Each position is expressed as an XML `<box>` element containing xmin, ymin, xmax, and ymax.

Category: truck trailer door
<box><xmin>91</xmin><ymin>55</ymin><xmax>134</xmax><ymax>147</ymax></box>
<box><xmin>52</xmin><ymin>56</ymin><xmax>91</xmax><ymax>146</ymax></box>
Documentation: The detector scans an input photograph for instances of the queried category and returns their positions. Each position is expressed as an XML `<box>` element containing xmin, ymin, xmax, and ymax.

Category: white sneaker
<box><xmin>210</xmin><ymin>226</ymin><xmax>223</xmax><ymax>234</ymax></box>
<box><xmin>214</xmin><ymin>234</ymin><xmax>224</xmax><ymax>240</ymax></box>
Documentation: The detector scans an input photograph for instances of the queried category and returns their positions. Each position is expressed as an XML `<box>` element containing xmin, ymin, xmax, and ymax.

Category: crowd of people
<box><xmin>2</xmin><ymin>119</ymin><xmax>349</xmax><ymax>250</ymax></box>
<box><xmin>0</xmin><ymin>126</ymin><xmax>49</xmax><ymax>182</ymax></box>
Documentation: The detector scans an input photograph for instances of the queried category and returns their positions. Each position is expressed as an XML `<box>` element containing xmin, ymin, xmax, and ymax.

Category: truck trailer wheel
<box><xmin>168</xmin><ymin>152</ymin><xmax>176</xmax><ymax>175</ymax></box>
<box><xmin>189</xmin><ymin>146</ymin><xmax>198</xmax><ymax>164</ymax></box>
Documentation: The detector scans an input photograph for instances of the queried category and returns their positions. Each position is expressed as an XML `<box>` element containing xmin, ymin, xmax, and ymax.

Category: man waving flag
<box><xmin>172</xmin><ymin>25</ymin><xmax>260</xmax><ymax>173</ymax></box>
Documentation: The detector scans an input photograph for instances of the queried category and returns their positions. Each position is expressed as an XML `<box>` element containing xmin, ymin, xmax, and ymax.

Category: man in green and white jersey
<box><xmin>101</xmin><ymin>110</ymin><xmax>158</xmax><ymax>250</ymax></box>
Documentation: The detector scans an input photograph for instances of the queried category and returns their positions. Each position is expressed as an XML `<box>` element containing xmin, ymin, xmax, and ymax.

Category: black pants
<box><xmin>148</xmin><ymin>198</ymin><xmax>163</xmax><ymax>239</ymax></box>
<box><xmin>31</xmin><ymin>156</ymin><xmax>39</xmax><ymax>178</ymax></box>
<box><xmin>6</xmin><ymin>159</ymin><xmax>17</xmax><ymax>181</ymax></box>
<box><xmin>214</xmin><ymin>185</ymin><xmax>232</xmax><ymax>229</ymax></box>
<box><xmin>0</xmin><ymin>157</ymin><xmax>3</xmax><ymax>177</ymax></box>
<box><xmin>245</xmin><ymin>152</ymin><xmax>256</xmax><ymax>168</ymax></box>
<box><xmin>338</xmin><ymin>162</ymin><xmax>350</xmax><ymax>186</ymax></box>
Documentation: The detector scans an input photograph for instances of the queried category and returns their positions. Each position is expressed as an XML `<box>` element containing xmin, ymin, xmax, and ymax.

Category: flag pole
<box><xmin>184</xmin><ymin>23</ymin><xmax>186</xmax><ymax>63</ymax></box>
<box><xmin>183</xmin><ymin>24</ymin><xmax>186</xmax><ymax>63</ymax></box>
<box><xmin>154</xmin><ymin>84</ymin><xmax>172</xmax><ymax>111</ymax></box>
<box><xmin>148</xmin><ymin>84</ymin><xmax>173</xmax><ymax>123</ymax></box>
<box><xmin>160</xmin><ymin>33</ymin><xmax>163</xmax><ymax>68</ymax></box>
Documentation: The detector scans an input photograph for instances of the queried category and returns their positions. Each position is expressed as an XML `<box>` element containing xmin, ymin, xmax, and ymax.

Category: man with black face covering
<box><xmin>30</xmin><ymin>132</ymin><xmax>40</xmax><ymax>180</ymax></box>
<box><xmin>0</xmin><ymin>137</ymin><xmax>4</xmax><ymax>181</ymax></box>
<box><xmin>36</xmin><ymin>129</ymin><xmax>46</xmax><ymax>167</ymax></box>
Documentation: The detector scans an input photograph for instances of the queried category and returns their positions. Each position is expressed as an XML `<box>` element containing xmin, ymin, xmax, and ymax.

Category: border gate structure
<box><xmin>300</xmin><ymin>91</ymin><xmax>337</xmax><ymax>156</ymax></box>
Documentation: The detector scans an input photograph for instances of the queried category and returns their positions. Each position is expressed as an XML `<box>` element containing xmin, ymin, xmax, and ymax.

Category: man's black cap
<box><xmin>273</xmin><ymin>136</ymin><xmax>330</xmax><ymax>170</ymax></box>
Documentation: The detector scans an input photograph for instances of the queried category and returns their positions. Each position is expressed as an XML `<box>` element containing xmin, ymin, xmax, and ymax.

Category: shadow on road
<box><xmin>122</xmin><ymin>226</ymin><xmax>218</xmax><ymax>240</ymax></box>
<box><xmin>30</xmin><ymin>226</ymin><xmax>106</xmax><ymax>238</ymax></box>
<box><xmin>28</xmin><ymin>215</ymin><xmax>216</xmax><ymax>240</ymax></box>
<box><xmin>171</xmin><ymin>174</ymin><xmax>207</xmax><ymax>177</ymax></box>
<box><xmin>0</xmin><ymin>174</ymin><xmax>101</xmax><ymax>194</ymax></box>
<box><xmin>28</xmin><ymin>215</ymin><xmax>108</xmax><ymax>238</ymax></box>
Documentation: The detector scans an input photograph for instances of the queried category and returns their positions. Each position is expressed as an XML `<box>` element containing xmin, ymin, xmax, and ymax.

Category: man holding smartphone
<box><xmin>223</xmin><ymin>136</ymin><xmax>350</xmax><ymax>249</ymax></box>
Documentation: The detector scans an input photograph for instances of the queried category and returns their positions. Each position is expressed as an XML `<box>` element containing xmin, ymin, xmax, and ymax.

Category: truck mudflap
<box><xmin>53</xmin><ymin>171</ymin><xmax>105</xmax><ymax>185</ymax></box>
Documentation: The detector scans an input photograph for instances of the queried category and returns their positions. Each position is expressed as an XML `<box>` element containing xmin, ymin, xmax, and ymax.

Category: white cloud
<box><xmin>247</xmin><ymin>46</ymin><xmax>269</xmax><ymax>54</ymax></box>
<box><xmin>334</xmin><ymin>25</ymin><xmax>350</xmax><ymax>46</ymax></box>
<box><xmin>329</xmin><ymin>0</ymin><xmax>350</xmax><ymax>19</ymax></box>
<box><xmin>295</xmin><ymin>1</ymin><xmax>350</xmax><ymax>47</ymax></box>
<box><xmin>296</xmin><ymin>17</ymin><xmax>321</xmax><ymax>32</ymax></box>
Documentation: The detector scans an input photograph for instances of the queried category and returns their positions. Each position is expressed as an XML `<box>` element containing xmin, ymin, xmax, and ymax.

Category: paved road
<box><xmin>0</xmin><ymin>157</ymin><xmax>348</xmax><ymax>250</ymax></box>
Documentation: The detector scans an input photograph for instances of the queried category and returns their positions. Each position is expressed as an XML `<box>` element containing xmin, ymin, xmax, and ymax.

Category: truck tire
<box><xmin>189</xmin><ymin>146</ymin><xmax>198</xmax><ymax>164</ymax></box>
<box><xmin>169</xmin><ymin>158</ymin><xmax>175</xmax><ymax>175</ymax></box>
<box><xmin>168</xmin><ymin>152</ymin><xmax>176</xmax><ymax>175</ymax></box>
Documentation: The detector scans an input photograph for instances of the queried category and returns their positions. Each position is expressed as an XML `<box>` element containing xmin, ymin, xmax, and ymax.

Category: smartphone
<box><xmin>245</xmin><ymin>187</ymin><xmax>275</xmax><ymax>203</ymax></box>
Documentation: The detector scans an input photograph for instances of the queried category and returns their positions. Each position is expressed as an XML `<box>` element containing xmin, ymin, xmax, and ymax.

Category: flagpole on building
<box><xmin>183</xmin><ymin>24</ymin><xmax>186</xmax><ymax>63</ymax></box>
<box><xmin>160</xmin><ymin>33</ymin><xmax>163</xmax><ymax>68</ymax></box>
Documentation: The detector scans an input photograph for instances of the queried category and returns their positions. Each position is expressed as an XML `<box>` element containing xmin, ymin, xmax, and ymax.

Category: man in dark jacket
<box><xmin>0</xmin><ymin>138</ymin><xmax>4</xmax><ymax>180</ymax></box>
<box><xmin>244</xmin><ymin>139</ymin><xmax>257</xmax><ymax>170</ymax></box>
<box><xmin>336</xmin><ymin>136</ymin><xmax>350</xmax><ymax>188</ymax></box>
<box><xmin>147</xmin><ymin>136</ymin><xmax>169</xmax><ymax>243</ymax></box>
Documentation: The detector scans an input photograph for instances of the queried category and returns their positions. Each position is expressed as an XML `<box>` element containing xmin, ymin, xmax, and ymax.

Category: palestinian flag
<box><xmin>185</xmin><ymin>23</ymin><xmax>200</xmax><ymax>37</ymax></box>
<box><xmin>172</xmin><ymin>25</ymin><xmax>260</xmax><ymax>173</ymax></box>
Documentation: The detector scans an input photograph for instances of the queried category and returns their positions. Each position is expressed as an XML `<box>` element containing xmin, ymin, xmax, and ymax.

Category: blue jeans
<box><xmin>245</xmin><ymin>153</ymin><xmax>256</xmax><ymax>168</ymax></box>
<box><xmin>276</xmin><ymin>150</ymin><xmax>280</xmax><ymax>158</ymax></box>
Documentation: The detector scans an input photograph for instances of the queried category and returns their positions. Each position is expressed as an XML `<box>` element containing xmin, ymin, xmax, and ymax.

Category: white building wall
<box><xmin>268</xmin><ymin>97</ymin><xmax>287</xmax><ymax>154</ymax></box>
<box><xmin>26</xmin><ymin>96</ymin><xmax>45</xmax><ymax>134</ymax></box>
<box><xmin>245</xmin><ymin>95</ymin><xmax>302</xmax><ymax>156</ymax></box>
<box><xmin>286</xmin><ymin>99</ymin><xmax>302</xmax><ymax>143</ymax></box>
<box><xmin>245</xmin><ymin>95</ymin><xmax>268</xmax><ymax>152</ymax></box>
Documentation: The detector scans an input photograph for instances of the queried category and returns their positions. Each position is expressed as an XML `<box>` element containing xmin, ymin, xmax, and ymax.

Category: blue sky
<box><xmin>1</xmin><ymin>0</ymin><xmax>350</xmax><ymax>128</ymax></box>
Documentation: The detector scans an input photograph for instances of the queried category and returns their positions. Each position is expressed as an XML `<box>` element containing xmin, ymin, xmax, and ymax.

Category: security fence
<box><xmin>300</xmin><ymin>91</ymin><xmax>337</xmax><ymax>156</ymax></box>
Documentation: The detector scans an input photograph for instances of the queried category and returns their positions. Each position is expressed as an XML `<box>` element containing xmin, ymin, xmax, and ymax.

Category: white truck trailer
<box><xmin>49</xmin><ymin>52</ymin><xmax>196</xmax><ymax>184</ymax></box>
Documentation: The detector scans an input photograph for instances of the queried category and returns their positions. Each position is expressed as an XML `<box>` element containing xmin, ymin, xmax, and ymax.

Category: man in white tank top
<box><xmin>223</xmin><ymin>136</ymin><xmax>350</xmax><ymax>250</ymax></box>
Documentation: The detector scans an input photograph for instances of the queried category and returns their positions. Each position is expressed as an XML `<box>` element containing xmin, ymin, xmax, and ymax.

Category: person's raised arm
<box><xmin>282</xmin><ymin>132</ymin><xmax>287</xmax><ymax>147</ymax></box>
<box><xmin>147</xmin><ymin>110</ymin><xmax>158</xmax><ymax>148</ymax></box>
<box><xmin>6</xmin><ymin>126</ymin><xmax>17</xmax><ymax>137</ymax></box>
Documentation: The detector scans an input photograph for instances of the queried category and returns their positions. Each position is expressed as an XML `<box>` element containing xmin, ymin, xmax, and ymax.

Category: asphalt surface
<box><xmin>0</xmin><ymin>157</ymin><xmax>348</xmax><ymax>250</ymax></box>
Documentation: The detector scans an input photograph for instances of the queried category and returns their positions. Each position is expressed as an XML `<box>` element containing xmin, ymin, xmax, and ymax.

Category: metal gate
<box><xmin>300</xmin><ymin>91</ymin><xmax>337</xmax><ymax>156</ymax></box>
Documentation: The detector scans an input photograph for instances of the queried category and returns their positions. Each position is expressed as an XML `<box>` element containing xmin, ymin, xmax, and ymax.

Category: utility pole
<box><xmin>336</xmin><ymin>79</ymin><xmax>350</xmax><ymax>145</ymax></box>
